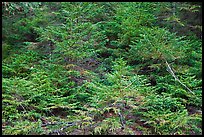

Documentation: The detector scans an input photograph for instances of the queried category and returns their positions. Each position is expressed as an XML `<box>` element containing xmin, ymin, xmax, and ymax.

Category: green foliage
<box><xmin>93</xmin><ymin>117</ymin><xmax>121</xmax><ymax>135</ymax></box>
<box><xmin>2</xmin><ymin>43</ymin><xmax>12</xmax><ymax>59</ymax></box>
<box><xmin>2</xmin><ymin>2</ymin><xmax>42</xmax><ymax>16</ymax></box>
<box><xmin>3</xmin><ymin>120</ymin><xmax>43</xmax><ymax>135</ymax></box>
<box><xmin>116</xmin><ymin>3</ymin><xmax>157</xmax><ymax>45</ymax></box>
<box><xmin>2</xmin><ymin>2</ymin><xmax>202</xmax><ymax>135</ymax></box>
<box><xmin>128</xmin><ymin>27</ymin><xmax>188</xmax><ymax>63</ymax></box>
<box><xmin>134</xmin><ymin>94</ymin><xmax>199</xmax><ymax>135</ymax></box>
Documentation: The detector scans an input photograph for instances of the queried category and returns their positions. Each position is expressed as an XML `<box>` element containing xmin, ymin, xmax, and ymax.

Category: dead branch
<box><xmin>118</xmin><ymin>111</ymin><xmax>125</xmax><ymax>129</ymax></box>
<box><xmin>164</xmin><ymin>58</ymin><xmax>194</xmax><ymax>94</ymax></box>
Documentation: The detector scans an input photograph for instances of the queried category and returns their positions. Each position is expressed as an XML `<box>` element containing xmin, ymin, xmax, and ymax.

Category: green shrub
<box><xmin>135</xmin><ymin>95</ymin><xmax>190</xmax><ymax>135</ymax></box>
<box><xmin>2</xmin><ymin>2</ymin><xmax>202</xmax><ymax>135</ymax></box>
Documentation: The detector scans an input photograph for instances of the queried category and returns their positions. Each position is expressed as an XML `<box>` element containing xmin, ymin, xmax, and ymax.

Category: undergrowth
<box><xmin>2</xmin><ymin>2</ymin><xmax>202</xmax><ymax>135</ymax></box>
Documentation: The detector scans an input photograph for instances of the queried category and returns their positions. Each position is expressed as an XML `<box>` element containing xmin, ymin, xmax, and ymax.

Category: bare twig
<box><xmin>123</xmin><ymin>78</ymin><xmax>138</xmax><ymax>89</ymax></box>
<box><xmin>164</xmin><ymin>58</ymin><xmax>194</xmax><ymax>94</ymax></box>
<box><xmin>48</xmin><ymin>121</ymin><xmax>78</xmax><ymax>135</ymax></box>
<box><xmin>118</xmin><ymin>111</ymin><xmax>125</xmax><ymax>129</ymax></box>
